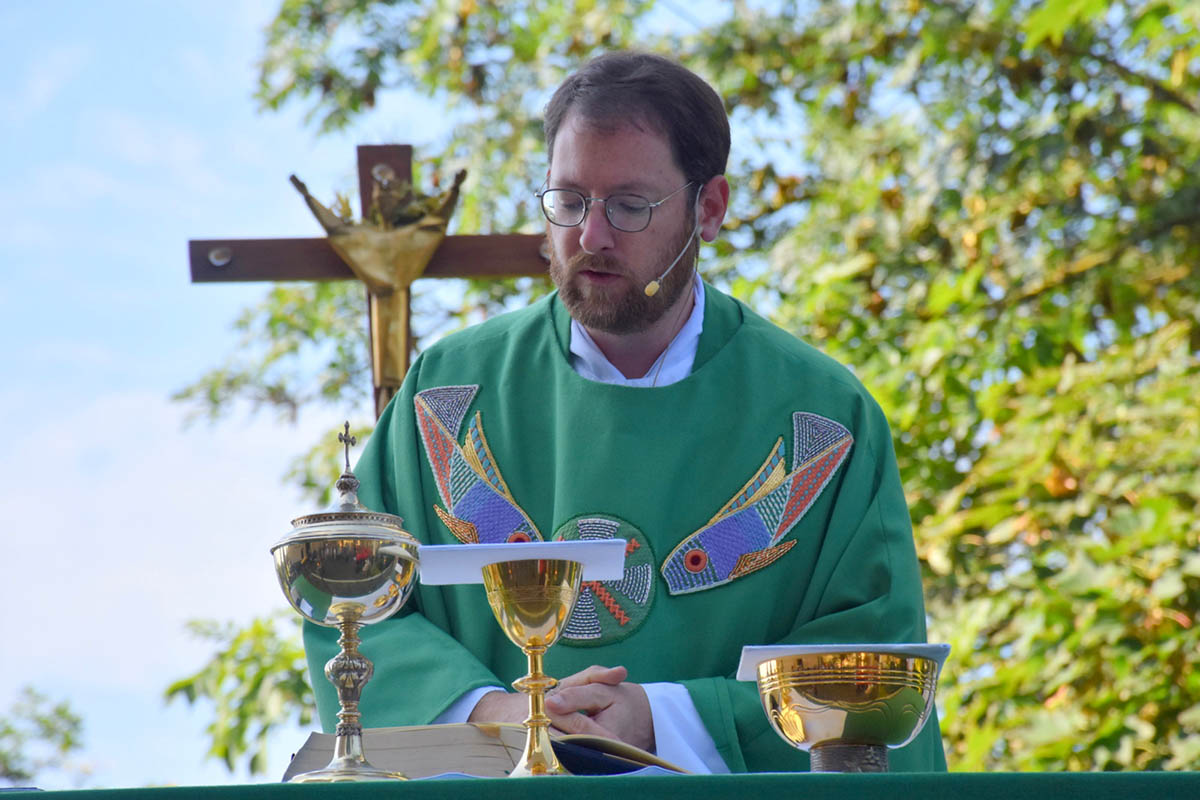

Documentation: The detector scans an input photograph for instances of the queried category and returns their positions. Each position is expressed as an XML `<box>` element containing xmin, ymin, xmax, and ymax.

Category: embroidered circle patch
<box><xmin>554</xmin><ymin>515</ymin><xmax>655</xmax><ymax>647</ymax></box>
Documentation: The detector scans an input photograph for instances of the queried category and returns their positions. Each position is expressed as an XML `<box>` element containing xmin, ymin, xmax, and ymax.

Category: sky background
<box><xmin>0</xmin><ymin>0</ymin><xmax>452</xmax><ymax>789</ymax></box>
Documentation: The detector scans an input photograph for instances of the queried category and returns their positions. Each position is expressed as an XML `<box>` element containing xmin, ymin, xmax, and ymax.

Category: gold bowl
<box><xmin>272</xmin><ymin>527</ymin><xmax>418</xmax><ymax>626</ymax></box>
<box><xmin>738</xmin><ymin>644</ymin><xmax>949</xmax><ymax>772</ymax></box>
<box><xmin>482</xmin><ymin>558</ymin><xmax>582</xmax><ymax>652</ymax></box>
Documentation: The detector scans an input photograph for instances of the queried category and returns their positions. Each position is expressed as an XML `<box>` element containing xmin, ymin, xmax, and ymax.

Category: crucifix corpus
<box><xmin>189</xmin><ymin>145</ymin><xmax>549</xmax><ymax>418</ymax></box>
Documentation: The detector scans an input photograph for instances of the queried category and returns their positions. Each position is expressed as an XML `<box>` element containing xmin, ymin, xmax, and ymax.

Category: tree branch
<box><xmin>1054</xmin><ymin>41</ymin><xmax>1198</xmax><ymax>114</ymax></box>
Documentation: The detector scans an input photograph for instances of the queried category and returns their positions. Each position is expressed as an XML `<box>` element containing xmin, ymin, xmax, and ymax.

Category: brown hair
<box><xmin>544</xmin><ymin>51</ymin><xmax>730</xmax><ymax>185</ymax></box>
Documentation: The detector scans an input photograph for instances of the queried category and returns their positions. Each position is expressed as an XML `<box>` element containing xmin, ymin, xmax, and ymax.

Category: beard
<box><xmin>548</xmin><ymin>222</ymin><xmax>698</xmax><ymax>335</ymax></box>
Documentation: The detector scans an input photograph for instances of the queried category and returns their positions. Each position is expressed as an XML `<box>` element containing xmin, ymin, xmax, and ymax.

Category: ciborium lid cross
<box><xmin>338</xmin><ymin>421</ymin><xmax>357</xmax><ymax>472</ymax></box>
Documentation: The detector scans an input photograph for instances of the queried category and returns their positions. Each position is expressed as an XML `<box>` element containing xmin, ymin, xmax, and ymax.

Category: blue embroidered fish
<box><xmin>414</xmin><ymin>385</ymin><xmax>542</xmax><ymax>544</ymax></box>
<box><xmin>660</xmin><ymin>412</ymin><xmax>853</xmax><ymax>595</ymax></box>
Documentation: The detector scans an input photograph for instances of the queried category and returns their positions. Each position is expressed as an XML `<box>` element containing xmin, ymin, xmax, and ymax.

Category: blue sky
<box><xmin>0</xmin><ymin>0</ymin><xmax>447</xmax><ymax>789</ymax></box>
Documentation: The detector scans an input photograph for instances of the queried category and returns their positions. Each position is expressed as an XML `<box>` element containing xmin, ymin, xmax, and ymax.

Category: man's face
<box><xmin>546</xmin><ymin>113</ymin><xmax>697</xmax><ymax>334</ymax></box>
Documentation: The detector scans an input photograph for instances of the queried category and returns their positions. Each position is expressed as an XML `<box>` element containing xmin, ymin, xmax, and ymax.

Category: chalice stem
<box><xmin>512</xmin><ymin>645</ymin><xmax>566</xmax><ymax>776</ymax></box>
<box><xmin>307</xmin><ymin>615</ymin><xmax>405</xmax><ymax>778</ymax></box>
<box><xmin>331</xmin><ymin>727</ymin><xmax>369</xmax><ymax>765</ymax></box>
<box><xmin>330</xmin><ymin>618</ymin><xmax>371</xmax><ymax>740</ymax></box>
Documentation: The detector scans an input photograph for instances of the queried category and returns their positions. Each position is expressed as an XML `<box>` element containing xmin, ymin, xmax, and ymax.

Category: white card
<box><xmin>418</xmin><ymin>540</ymin><xmax>627</xmax><ymax>585</ymax></box>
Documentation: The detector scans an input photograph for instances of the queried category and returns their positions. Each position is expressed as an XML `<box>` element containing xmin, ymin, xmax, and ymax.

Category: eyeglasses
<box><xmin>536</xmin><ymin>181</ymin><xmax>694</xmax><ymax>233</ymax></box>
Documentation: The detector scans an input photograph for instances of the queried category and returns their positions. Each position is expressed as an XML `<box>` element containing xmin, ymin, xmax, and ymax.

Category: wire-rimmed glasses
<box><xmin>536</xmin><ymin>181</ymin><xmax>694</xmax><ymax>233</ymax></box>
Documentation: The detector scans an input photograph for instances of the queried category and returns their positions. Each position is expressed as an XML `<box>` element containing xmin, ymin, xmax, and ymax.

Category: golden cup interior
<box><xmin>757</xmin><ymin>651</ymin><xmax>939</xmax><ymax>751</ymax></box>
<box><xmin>481</xmin><ymin>558</ymin><xmax>583</xmax><ymax>649</ymax></box>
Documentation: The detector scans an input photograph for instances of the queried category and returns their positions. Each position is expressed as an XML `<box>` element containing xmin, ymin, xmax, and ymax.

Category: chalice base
<box><xmin>509</xmin><ymin>724</ymin><xmax>568</xmax><ymax>777</ymax></box>
<box><xmin>809</xmin><ymin>742</ymin><xmax>888</xmax><ymax>773</ymax></box>
<box><xmin>288</xmin><ymin>762</ymin><xmax>406</xmax><ymax>783</ymax></box>
<box><xmin>288</xmin><ymin>733</ymin><xmax>407</xmax><ymax>782</ymax></box>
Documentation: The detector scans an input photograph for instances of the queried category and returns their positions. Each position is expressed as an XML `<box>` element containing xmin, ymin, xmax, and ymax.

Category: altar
<box><xmin>23</xmin><ymin>771</ymin><xmax>1200</xmax><ymax>799</ymax></box>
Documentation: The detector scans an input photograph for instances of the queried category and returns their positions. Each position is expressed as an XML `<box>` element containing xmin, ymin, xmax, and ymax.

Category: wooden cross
<box><xmin>189</xmin><ymin>144</ymin><xmax>549</xmax><ymax>418</ymax></box>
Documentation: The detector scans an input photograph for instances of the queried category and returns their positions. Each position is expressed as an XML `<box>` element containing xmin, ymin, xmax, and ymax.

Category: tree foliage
<box><xmin>0</xmin><ymin>686</ymin><xmax>85</xmax><ymax>787</ymax></box>
<box><xmin>164</xmin><ymin>615</ymin><xmax>313</xmax><ymax>775</ymax></box>
<box><xmin>743</xmin><ymin>0</ymin><xmax>1200</xmax><ymax>769</ymax></box>
<box><xmin>174</xmin><ymin>0</ymin><xmax>1200</xmax><ymax>773</ymax></box>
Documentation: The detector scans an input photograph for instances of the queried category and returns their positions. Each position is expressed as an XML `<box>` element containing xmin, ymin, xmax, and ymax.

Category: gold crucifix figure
<box><xmin>290</xmin><ymin>167</ymin><xmax>468</xmax><ymax>413</ymax></box>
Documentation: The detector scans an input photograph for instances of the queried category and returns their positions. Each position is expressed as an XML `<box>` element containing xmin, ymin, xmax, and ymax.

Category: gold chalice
<box><xmin>483</xmin><ymin>558</ymin><xmax>583</xmax><ymax>776</ymax></box>
<box><xmin>418</xmin><ymin>540</ymin><xmax>626</xmax><ymax>777</ymax></box>
<box><xmin>271</xmin><ymin>424</ymin><xmax>420</xmax><ymax>782</ymax></box>
<box><xmin>738</xmin><ymin>644</ymin><xmax>949</xmax><ymax>773</ymax></box>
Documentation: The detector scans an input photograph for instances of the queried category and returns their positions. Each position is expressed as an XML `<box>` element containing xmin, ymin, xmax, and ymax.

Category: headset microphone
<box><xmin>644</xmin><ymin>217</ymin><xmax>702</xmax><ymax>297</ymax></box>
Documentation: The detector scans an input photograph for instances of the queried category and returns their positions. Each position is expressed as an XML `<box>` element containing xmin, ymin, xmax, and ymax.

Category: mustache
<box><xmin>563</xmin><ymin>251</ymin><xmax>625</xmax><ymax>275</ymax></box>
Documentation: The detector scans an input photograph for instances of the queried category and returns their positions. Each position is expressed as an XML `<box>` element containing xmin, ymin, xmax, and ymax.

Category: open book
<box><xmin>282</xmin><ymin>722</ymin><xmax>689</xmax><ymax>780</ymax></box>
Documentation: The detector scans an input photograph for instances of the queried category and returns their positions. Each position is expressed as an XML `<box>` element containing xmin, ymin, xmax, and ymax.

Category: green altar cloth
<box><xmin>22</xmin><ymin>772</ymin><xmax>1200</xmax><ymax>799</ymax></box>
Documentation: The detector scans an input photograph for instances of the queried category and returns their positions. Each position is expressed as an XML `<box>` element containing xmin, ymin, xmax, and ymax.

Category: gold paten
<box><xmin>755</xmin><ymin>650</ymin><xmax>941</xmax><ymax>773</ymax></box>
<box><xmin>481</xmin><ymin>558</ymin><xmax>584</xmax><ymax>777</ymax></box>
<box><xmin>271</xmin><ymin>423</ymin><xmax>420</xmax><ymax>782</ymax></box>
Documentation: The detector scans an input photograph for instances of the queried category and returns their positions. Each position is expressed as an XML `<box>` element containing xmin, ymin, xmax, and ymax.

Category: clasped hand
<box><xmin>468</xmin><ymin>664</ymin><xmax>655</xmax><ymax>753</ymax></box>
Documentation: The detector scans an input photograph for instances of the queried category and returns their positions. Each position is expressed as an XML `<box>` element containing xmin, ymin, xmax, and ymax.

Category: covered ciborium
<box><xmin>271</xmin><ymin>423</ymin><xmax>420</xmax><ymax>782</ymax></box>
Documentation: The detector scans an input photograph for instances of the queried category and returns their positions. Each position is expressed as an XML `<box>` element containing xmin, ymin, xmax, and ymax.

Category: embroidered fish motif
<box><xmin>660</xmin><ymin>412</ymin><xmax>853</xmax><ymax>595</ymax></box>
<box><xmin>558</xmin><ymin>517</ymin><xmax>655</xmax><ymax>644</ymax></box>
<box><xmin>414</xmin><ymin>385</ymin><xmax>542</xmax><ymax>544</ymax></box>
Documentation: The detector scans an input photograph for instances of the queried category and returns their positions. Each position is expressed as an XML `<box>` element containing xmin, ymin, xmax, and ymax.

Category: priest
<box><xmin>305</xmin><ymin>50</ymin><xmax>946</xmax><ymax>774</ymax></box>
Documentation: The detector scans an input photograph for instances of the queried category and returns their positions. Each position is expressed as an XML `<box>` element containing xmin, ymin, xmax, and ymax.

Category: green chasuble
<box><xmin>305</xmin><ymin>284</ymin><xmax>947</xmax><ymax>773</ymax></box>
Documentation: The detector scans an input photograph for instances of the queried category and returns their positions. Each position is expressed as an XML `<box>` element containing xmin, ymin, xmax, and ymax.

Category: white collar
<box><xmin>567</xmin><ymin>274</ymin><xmax>705</xmax><ymax>387</ymax></box>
